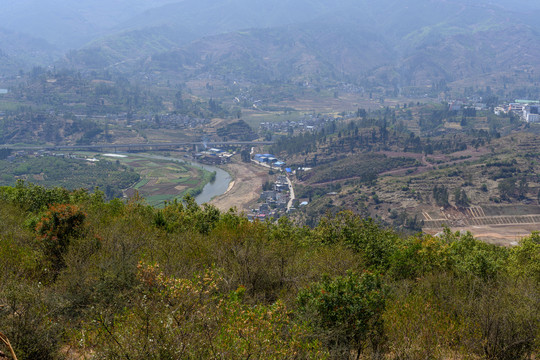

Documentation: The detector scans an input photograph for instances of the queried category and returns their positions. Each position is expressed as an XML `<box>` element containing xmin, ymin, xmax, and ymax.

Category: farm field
<box><xmin>0</xmin><ymin>154</ymin><xmax>140</xmax><ymax>199</ymax></box>
<box><xmin>98</xmin><ymin>153</ymin><xmax>214</xmax><ymax>207</ymax></box>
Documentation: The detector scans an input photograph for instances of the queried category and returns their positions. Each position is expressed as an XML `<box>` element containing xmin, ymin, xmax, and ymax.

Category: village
<box><xmin>244</xmin><ymin>152</ymin><xmax>301</xmax><ymax>221</ymax></box>
<box><xmin>259</xmin><ymin>113</ymin><xmax>341</xmax><ymax>135</ymax></box>
<box><xmin>495</xmin><ymin>100</ymin><xmax>540</xmax><ymax>123</ymax></box>
<box><xmin>447</xmin><ymin>97</ymin><xmax>540</xmax><ymax>123</ymax></box>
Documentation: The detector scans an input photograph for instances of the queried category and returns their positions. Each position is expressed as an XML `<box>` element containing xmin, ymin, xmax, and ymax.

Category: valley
<box><xmin>1</xmin><ymin>64</ymin><xmax>540</xmax><ymax>245</ymax></box>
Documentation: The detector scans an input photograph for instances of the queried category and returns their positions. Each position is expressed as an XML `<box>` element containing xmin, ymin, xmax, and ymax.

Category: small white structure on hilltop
<box><xmin>523</xmin><ymin>104</ymin><xmax>540</xmax><ymax>123</ymax></box>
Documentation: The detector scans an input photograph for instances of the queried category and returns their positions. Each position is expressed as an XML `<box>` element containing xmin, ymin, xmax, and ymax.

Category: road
<box><xmin>286</xmin><ymin>175</ymin><xmax>295</xmax><ymax>212</ymax></box>
<box><xmin>3</xmin><ymin>141</ymin><xmax>274</xmax><ymax>151</ymax></box>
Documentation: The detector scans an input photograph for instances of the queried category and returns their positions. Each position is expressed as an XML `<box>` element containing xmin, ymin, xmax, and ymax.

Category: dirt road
<box><xmin>210</xmin><ymin>157</ymin><xmax>271</xmax><ymax>212</ymax></box>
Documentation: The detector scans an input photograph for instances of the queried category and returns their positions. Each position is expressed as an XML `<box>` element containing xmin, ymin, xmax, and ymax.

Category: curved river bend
<box><xmin>130</xmin><ymin>153</ymin><xmax>232</xmax><ymax>205</ymax></box>
<box><xmin>188</xmin><ymin>161</ymin><xmax>232</xmax><ymax>205</ymax></box>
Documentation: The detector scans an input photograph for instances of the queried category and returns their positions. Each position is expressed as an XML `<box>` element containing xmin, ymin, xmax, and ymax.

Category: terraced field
<box><xmin>423</xmin><ymin>205</ymin><xmax>540</xmax><ymax>227</ymax></box>
<box><xmin>422</xmin><ymin>204</ymin><xmax>540</xmax><ymax>245</ymax></box>
<box><xmin>424</xmin><ymin>214</ymin><xmax>540</xmax><ymax>228</ymax></box>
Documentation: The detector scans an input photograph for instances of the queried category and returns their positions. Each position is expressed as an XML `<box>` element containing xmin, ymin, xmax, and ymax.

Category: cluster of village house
<box><xmin>448</xmin><ymin>98</ymin><xmax>540</xmax><ymax>123</ymax></box>
<box><xmin>494</xmin><ymin>100</ymin><xmax>540</xmax><ymax>123</ymax></box>
<box><xmin>72</xmin><ymin>112</ymin><xmax>210</xmax><ymax>130</ymax></box>
<box><xmin>193</xmin><ymin>147</ymin><xmax>233</xmax><ymax>165</ymax></box>
<box><xmin>447</xmin><ymin>100</ymin><xmax>488</xmax><ymax>112</ymax></box>
<box><xmin>259</xmin><ymin>114</ymin><xmax>344</xmax><ymax>135</ymax></box>
<box><xmin>5</xmin><ymin>150</ymin><xmax>97</xmax><ymax>163</ymax></box>
<box><xmin>248</xmin><ymin>175</ymin><xmax>291</xmax><ymax>221</ymax></box>
<box><xmin>248</xmin><ymin>154</ymin><xmax>312</xmax><ymax>221</ymax></box>
<box><xmin>253</xmin><ymin>153</ymin><xmax>286</xmax><ymax>168</ymax></box>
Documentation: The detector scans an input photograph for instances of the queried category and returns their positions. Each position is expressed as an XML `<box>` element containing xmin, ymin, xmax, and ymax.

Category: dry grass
<box><xmin>0</xmin><ymin>331</ymin><xmax>18</xmax><ymax>360</ymax></box>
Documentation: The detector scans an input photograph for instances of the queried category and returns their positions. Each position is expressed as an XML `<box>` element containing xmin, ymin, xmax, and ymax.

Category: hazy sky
<box><xmin>0</xmin><ymin>0</ymin><xmax>538</xmax><ymax>50</ymax></box>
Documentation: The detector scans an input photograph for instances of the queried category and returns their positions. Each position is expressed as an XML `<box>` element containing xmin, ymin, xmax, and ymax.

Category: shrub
<box><xmin>35</xmin><ymin>203</ymin><xmax>86</xmax><ymax>274</ymax></box>
<box><xmin>297</xmin><ymin>272</ymin><xmax>386</xmax><ymax>358</ymax></box>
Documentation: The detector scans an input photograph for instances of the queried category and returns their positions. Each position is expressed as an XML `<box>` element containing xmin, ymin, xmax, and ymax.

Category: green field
<box><xmin>105</xmin><ymin>153</ymin><xmax>214</xmax><ymax>207</ymax></box>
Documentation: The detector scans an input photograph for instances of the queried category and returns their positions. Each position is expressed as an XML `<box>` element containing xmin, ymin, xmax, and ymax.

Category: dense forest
<box><xmin>0</xmin><ymin>182</ymin><xmax>538</xmax><ymax>359</ymax></box>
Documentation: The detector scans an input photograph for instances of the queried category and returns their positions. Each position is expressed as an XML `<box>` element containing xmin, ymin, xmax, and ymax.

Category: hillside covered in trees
<box><xmin>0</xmin><ymin>182</ymin><xmax>538</xmax><ymax>359</ymax></box>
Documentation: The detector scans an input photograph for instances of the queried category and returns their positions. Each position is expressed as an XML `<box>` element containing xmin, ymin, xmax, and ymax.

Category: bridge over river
<box><xmin>3</xmin><ymin>141</ymin><xmax>274</xmax><ymax>152</ymax></box>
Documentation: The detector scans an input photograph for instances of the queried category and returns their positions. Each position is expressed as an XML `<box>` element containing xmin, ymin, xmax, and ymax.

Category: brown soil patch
<box><xmin>174</xmin><ymin>185</ymin><xmax>187</xmax><ymax>192</ymax></box>
<box><xmin>424</xmin><ymin>224</ymin><xmax>539</xmax><ymax>247</ymax></box>
<box><xmin>124</xmin><ymin>188</ymin><xmax>137</xmax><ymax>198</ymax></box>
<box><xmin>210</xmin><ymin>157</ymin><xmax>272</xmax><ymax>212</ymax></box>
<box><xmin>209</xmin><ymin>118</ymin><xmax>229</xmax><ymax>128</ymax></box>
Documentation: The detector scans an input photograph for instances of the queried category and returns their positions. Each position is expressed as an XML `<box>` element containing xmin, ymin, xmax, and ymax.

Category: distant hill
<box><xmin>0</xmin><ymin>28</ymin><xmax>59</xmax><ymax>75</ymax></box>
<box><xmin>393</xmin><ymin>25</ymin><xmax>540</xmax><ymax>87</ymax></box>
<box><xmin>58</xmin><ymin>0</ymin><xmax>540</xmax><ymax>91</ymax></box>
<box><xmin>59</xmin><ymin>0</ymin><xmax>363</xmax><ymax>72</ymax></box>
<box><xmin>116</xmin><ymin>0</ymin><xmax>360</xmax><ymax>35</ymax></box>
<box><xmin>62</xmin><ymin>26</ymin><xmax>195</xmax><ymax>71</ymax></box>
<box><xmin>0</xmin><ymin>0</ymin><xmax>180</xmax><ymax>49</ymax></box>
<box><xmin>137</xmin><ymin>10</ymin><xmax>540</xmax><ymax>89</ymax></box>
<box><xmin>138</xmin><ymin>19</ymin><xmax>392</xmax><ymax>83</ymax></box>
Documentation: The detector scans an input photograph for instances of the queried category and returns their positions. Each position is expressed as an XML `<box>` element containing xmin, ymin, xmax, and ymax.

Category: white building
<box><xmin>523</xmin><ymin>105</ymin><xmax>540</xmax><ymax>123</ymax></box>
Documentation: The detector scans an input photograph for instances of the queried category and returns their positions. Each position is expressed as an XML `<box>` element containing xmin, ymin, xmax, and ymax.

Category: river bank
<box><xmin>118</xmin><ymin>152</ymin><xmax>232</xmax><ymax>206</ymax></box>
<box><xmin>209</xmin><ymin>157</ymin><xmax>272</xmax><ymax>212</ymax></box>
<box><xmin>115</xmin><ymin>152</ymin><xmax>268</xmax><ymax>211</ymax></box>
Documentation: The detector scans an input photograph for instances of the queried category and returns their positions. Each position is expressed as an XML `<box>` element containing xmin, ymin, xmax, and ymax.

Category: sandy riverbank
<box><xmin>210</xmin><ymin>157</ymin><xmax>272</xmax><ymax>212</ymax></box>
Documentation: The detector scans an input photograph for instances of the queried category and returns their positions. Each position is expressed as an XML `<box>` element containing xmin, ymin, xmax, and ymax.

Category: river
<box><xmin>188</xmin><ymin>161</ymin><xmax>232</xmax><ymax>205</ymax></box>
<box><xmin>129</xmin><ymin>153</ymin><xmax>232</xmax><ymax>205</ymax></box>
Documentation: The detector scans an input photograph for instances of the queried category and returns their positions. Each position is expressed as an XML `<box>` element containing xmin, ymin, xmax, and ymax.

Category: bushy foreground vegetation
<box><xmin>0</xmin><ymin>183</ymin><xmax>538</xmax><ymax>359</ymax></box>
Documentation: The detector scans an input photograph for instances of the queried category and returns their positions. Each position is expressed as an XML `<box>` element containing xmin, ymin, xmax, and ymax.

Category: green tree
<box><xmin>454</xmin><ymin>188</ymin><xmax>469</xmax><ymax>207</ymax></box>
<box><xmin>314</xmin><ymin>212</ymin><xmax>397</xmax><ymax>271</ymax></box>
<box><xmin>517</xmin><ymin>177</ymin><xmax>529</xmax><ymax>200</ymax></box>
<box><xmin>78</xmin><ymin>263</ymin><xmax>326</xmax><ymax>359</ymax></box>
<box><xmin>433</xmin><ymin>185</ymin><xmax>449</xmax><ymax>207</ymax></box>
<box><xmin>509</xmin><ymin>232</ymin><xmax>540</xmax><ymax>282</ymax></box>
<box><xmin>240</xmin><ymin>148</ymin><xmax>251</xmax><ymax>162</ymax></box>
<box><xmin>498</xmin><ymin>178</ymin><xmax>516</xmax><ymax>200</ymax></box>
<box><xmin>174</xmin><ymin>89</ymin><xmax>183</xmax><ymax>110</ymax></box>
<box><xmin>297</xmin><ymin>272</ymin><xmax>386</xmax><ymax>359</ymax></box>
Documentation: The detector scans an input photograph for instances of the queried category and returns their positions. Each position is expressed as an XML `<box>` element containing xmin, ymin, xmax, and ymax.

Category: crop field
<box><xmin>101</xmin><ymin>153</ymin><xmax>211</xmax><ymax>207</ymax></box>
<box><xmin>276</xmin><ymin>93</ymin><xmax>391</xmax><ymax>113</ymax></box>
<box><xmin>423</xmin><ymin>212</ymin><xmax>540</xmax><ymax>228</ymax></box>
